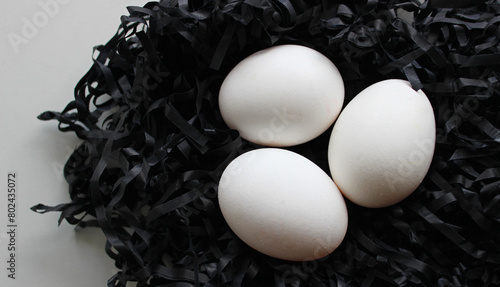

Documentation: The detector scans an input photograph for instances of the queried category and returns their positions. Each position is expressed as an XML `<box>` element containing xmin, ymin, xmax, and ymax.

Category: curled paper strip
<box><xmin>34</xmin><ymin>0</ymin><xmax>500</xmax><ymax>286</ymax></box>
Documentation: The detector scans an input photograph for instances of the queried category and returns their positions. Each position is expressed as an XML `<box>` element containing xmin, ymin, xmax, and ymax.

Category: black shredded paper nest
<box><xmin>33</xmin><ymin>0</ymin><xmax>500</xmax><ymax>286</ymax></box>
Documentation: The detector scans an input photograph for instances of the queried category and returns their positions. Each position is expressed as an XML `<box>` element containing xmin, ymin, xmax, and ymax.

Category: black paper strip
<box><xmin>34</xmin><ymin>0</ymin><xmax>500</xmax><ymax>286</ymax></box>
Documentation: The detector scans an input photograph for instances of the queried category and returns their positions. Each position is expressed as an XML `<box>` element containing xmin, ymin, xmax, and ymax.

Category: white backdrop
<box><xmin>0</xmin><ymin>1</ymin><xmax>148</xmax><ymax>286</ymax></box>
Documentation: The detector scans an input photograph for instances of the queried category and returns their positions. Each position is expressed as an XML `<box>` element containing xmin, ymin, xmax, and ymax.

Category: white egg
<box><xmin>218</xmin><ymin>148</ymin><xmax>348</xmax><ymax>261</ymax></box>
<box><xmin>328</xmin><ymin>79</ymin><xmax>436</xmax><ymax>208</ymax></box>
<box><xmin>218</xmin><ymin>44</ymin><xmax>344</xmax><ymax>147</ymax></box>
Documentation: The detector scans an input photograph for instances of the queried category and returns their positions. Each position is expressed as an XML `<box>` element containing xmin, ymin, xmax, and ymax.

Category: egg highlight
<box><xmin>218</xmin><ymin>148</ymin><xmax>348</xmax><ymax>261</ymax></box>
<box><xmin>328</xmin><ymin>79</ymin><xmax>436</xmax><ymax>208</ymax></box>
<box><xmin>218</xmin><ymin>44</ymin><xmax>345</xmax><ymax>147</ymax></box>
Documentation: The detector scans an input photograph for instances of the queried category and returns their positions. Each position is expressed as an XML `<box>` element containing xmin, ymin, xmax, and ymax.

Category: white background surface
<box><xmin>0</xmin><ymin>1</ymin><xmax>148</xmax><ymax>286</ymax></box>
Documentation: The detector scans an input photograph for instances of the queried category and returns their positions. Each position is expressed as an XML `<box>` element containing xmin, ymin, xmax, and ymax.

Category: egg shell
<box><xmin>218</xmin><ymin>44</ymin><xmax>344</xmax><ymax>147</ymax></box>
<box><xmin>328</xmin><ymin>79</ymin><xmax>436</xmax><ymax>208</ymax></box>
<box><xmin>218</xmin><ymin>148</ymin><xmax>348</xmax><ymax>261</ymax></box>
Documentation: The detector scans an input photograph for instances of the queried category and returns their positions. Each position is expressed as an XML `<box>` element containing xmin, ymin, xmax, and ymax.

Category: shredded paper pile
<box><xmin>33</xmin><ymin>0</ymin><xmax>500</xmax><ymax>286</ymax></box>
